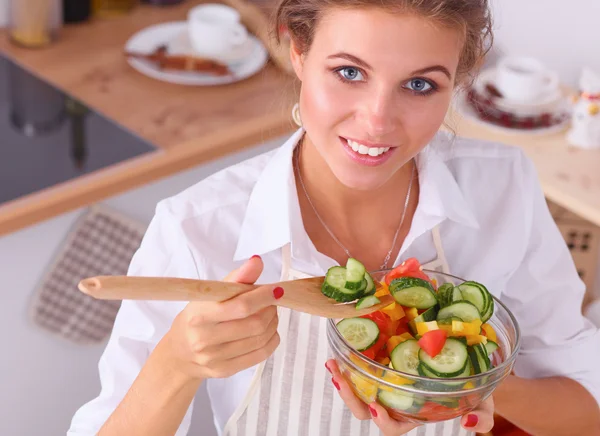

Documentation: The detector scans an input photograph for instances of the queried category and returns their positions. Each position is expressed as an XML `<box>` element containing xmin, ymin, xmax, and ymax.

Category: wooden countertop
<box><xmin>0</xmin><ymin>0</ymin><xmax>296</xmax><ymax>236</ymax></box>
<box><xmin>451</xmin><ymin>107</ymin><xmax>600</xmax><ymax>228</ymax></box>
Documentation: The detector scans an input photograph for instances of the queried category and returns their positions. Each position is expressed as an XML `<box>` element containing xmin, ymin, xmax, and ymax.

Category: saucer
<box><xmin>473</xmin><ymin>68</ymin><xmax>566</xmax><ymax>117</ymax></box>
<box><xmin>452</xmin><ymin>89</ymin><xmax>571</xmax><ymax>137</ymax></box>
<box><xmin>124</xmin><ymin>21</ymin><xmax>269</xmax><ymax>86</ymax></box>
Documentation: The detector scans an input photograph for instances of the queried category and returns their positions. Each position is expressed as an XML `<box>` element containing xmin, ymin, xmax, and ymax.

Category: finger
<box><xmin>200</xmin><ymin>312</ymin><xmax>279</xmax><ymax>362</ymax></box>
<box><xmin>208</xmin><ymin>329</ymin><xmax>280</xmax><ymax>378</ymax></box>
<box><xmin>461</xmin><ymin>395</ymin><xmax>495</xmax><ymax>434</ymax></box>
<box><xmin>224</xmin><ymin>255</ymin><xmax>264</xmax><ymax>284</ymax></box>
<box><xmin>326</xmin><ymin>359</ymin><xmax>371</xmax><ymax>420</ymax></box>
<box><xmin>367</xmin><ymin>402</ymin><xmax>420</xmax><ymax>436</ymax></box>
<box><xmin>202</xmin><ymin>306</ymin><xmax>277</xmax><ymax>345</ymax></box>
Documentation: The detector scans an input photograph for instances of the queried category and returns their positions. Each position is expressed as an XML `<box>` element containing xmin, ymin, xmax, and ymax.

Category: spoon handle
<box><xmin>78</xmin><ymin>276</ymin><xmax>257</xmax><ymax>302</ymax></box>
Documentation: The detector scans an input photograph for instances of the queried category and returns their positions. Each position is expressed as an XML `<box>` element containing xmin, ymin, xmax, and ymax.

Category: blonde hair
<box><xmin>274</xmin><ymin>0</ymin><xmax>493</xmax><ymax>85</ymax></box>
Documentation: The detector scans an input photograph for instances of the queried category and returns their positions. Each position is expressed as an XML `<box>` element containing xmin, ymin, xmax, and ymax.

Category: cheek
<box><xmin>399</xmin><ymin>93</ymin><xmax>451</xmax><ymax>138</ymax></box>
<box><xmin>300</xmin><ymin>71</ymin><xmax>351</xmax><ymax>133</ymax></box>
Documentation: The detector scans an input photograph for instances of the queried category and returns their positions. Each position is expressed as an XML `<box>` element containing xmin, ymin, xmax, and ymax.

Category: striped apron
<box><xmin>222</xmin><ymin>226</ymin><xmax>475</xmax><ymax>436</ymax></box>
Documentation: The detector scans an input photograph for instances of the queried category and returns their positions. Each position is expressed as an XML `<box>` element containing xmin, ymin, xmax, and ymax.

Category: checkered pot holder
<box><xmin>29</xmin><ymin>205</ymin><xmax>147</xmax><ymax>345</ymax></box>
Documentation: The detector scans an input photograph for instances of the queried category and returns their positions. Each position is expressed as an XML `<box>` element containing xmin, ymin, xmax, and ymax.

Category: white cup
<box><xmin>495</xmin><ymin>56</ymin><xmax>560</xmax><ymax>103</ymax></box>
<box><xmin>187</xmin><ymin>4</ymin><xmax>248</xmax><ymax>62</ymax></box>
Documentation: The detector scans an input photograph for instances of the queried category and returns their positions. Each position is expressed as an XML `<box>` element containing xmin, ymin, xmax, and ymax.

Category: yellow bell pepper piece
<box><xmin>438</xmin><ymin>324</ymin><xmax>453</xmax><ymax>334</ymax></box>
<box><xmin>376</xmin><ymin>356</ymin><xmax>391</xmax><ymax>366</ymax></box>
<box><xmin>381</xmin><ymin>303</ymin><xmax>405</xmax><ymax>321</ymax></box>
<box><xmin>381</xmin><ymin>371</ymin><xmax>416</xmax><ymax>388</ymax></box>
<box><xmin>374</xmin><ymin>282</ymin><xmax>390</xmax><ymax>297</ymax></box>
<box><xmin>466</xmin><ymin>335</ymin><xmax>488</xmax><ymax>346</ymax></box>
<box><xmin>463</xmin><ymin>381</ymin><xmax>475</xmax><ymax>390</ymax></box>
<box><xmin>451</xmin><ymin>320</ymin><xmax>482</xmax><ymax>336</ymax></box>
<box><xmin>416</xmin><ymin>321</ymin><xmax>439</xmax><ymax>336</ymax></box>
<box><xmin>482</xmin><ymin>323</ymin><xmax>498</xmax><ymax>342</ymax></box>
<box><xmin>386</xmin><ymin>332</ymin><xmax>414</xmax><ymax>352</ymax></box>
<box><xmin>405</xmin><ymin>307</ymin><xmax>419</xmax><ymax>321</ymax></box>
<box><xmin>349</xmin><ymin>353</ymin><xmax>383</xmax><ymax>377</ymax></box>
<box><xmin>350</xmin><ymin>373</ymin><xmax>377</xmax><ymax>401</ymax></box>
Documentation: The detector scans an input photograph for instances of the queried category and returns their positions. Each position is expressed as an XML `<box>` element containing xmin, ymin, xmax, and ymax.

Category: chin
<box><xmin>330</xmin><ymin>166</ymin><xmax>394</xmax><ymax>192</ymax></box>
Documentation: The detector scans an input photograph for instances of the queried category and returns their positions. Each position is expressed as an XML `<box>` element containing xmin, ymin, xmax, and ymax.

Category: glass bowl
<box><xmin>326</xmin><ymin>269</ymin><xmax>521</xmax><ymax>424</ymax></box>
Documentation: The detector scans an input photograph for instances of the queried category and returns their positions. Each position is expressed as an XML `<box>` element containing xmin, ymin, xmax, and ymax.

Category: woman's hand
<box><xmin>164</xmin><ymin>255</ymin><xmax>283</xmax><ymax>380</ymax></box>
<box><xmin>326</xmin><ymin>359</ymin><xmax>495</xmax><ymax>435</ymax></box>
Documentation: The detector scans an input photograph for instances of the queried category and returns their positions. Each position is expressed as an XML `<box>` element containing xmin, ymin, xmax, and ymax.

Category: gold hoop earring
<box><xmin>292</xmin><ymin>103</ymin><xmax>302</xmax><ymax>127</ymax></box>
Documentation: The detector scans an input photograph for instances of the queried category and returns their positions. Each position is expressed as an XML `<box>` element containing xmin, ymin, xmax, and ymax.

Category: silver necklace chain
<box><xmin>294</xmin><ymin>146</ymin><xmax>416</xmax><ymax>270</ymax></box>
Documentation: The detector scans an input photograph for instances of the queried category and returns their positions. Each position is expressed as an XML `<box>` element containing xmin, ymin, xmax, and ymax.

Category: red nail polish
<box><xmin>273</xmin><ymin>287</ymin><xmax>284</xmax><ymax>299</ymax></box>
<box><xmin>465</xmin><ymin>414</ymin><xmax>478</xmax><ymax>428</ymax></box>
<box><xmin>369</xmin><ymin>404</ymin><xmax>378</xmax><ymax>418</ymax></box>
<box><xmin>251</xmin><ymin>254</ymin><xmax>261</xmax><ymax>260</ymax></box>
<box><xmin>332</xmin><ymin>378</ymin><xmax>340</xmax><ymax>390</ymax></box>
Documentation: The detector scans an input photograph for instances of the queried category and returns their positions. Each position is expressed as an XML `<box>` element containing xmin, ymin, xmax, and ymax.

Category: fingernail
<box><xmin>369</xmin><ymin>404</ymin><xmax>378</xmax><ymax>418</ymax></box>
<box><xmin>251</xmin><ymin>254</ymin><xmax>261</xmax><ymax>260</ymax></box>
<box><xmin>325</xmin><ymin>362</ymin><xmax>331</xmax><ymax>373</ymax></box>
<box><xmin>465</xmin><ymin>414</ymin><xmax>478</xmax><ymax>428</ymax></box>
<box><xmin>273</xmin><ymin>287</ymin><xmax>284</xmax><ymax>299</ymax></box>
<box><xmin>332</xmin><ymin>378</ymin><xmax>340</xmax><ymax>391</ymax></box>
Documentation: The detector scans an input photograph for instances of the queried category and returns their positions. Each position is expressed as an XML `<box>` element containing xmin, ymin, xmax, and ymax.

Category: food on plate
<box><xmin>125</xmin><ymin>45</ymin><xmax>231</xmax><ymax>76</ymax></box>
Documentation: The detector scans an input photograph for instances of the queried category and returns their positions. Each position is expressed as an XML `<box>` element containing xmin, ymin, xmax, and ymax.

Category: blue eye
<box><xmin>337</xmin><ymin>67</ymin><xmax>364</xmax><ymax>82</ymax></box>
<box><xmin>405</xmin><ymin>78</ymin><xmax>434</xmax><ymax>93</ymax></box>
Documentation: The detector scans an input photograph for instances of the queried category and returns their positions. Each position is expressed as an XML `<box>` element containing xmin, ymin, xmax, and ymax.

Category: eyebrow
<box><xmin>327</xmin><ymin>52</ymin><xmax>452</xmax><ymax>80</ymax></box>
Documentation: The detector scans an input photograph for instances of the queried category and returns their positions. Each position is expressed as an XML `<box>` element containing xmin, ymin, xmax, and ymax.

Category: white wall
<box><xmin>0</xmin><ymin>135</ymin><xmax>285</xmax><ymax>436</ymax></box>
<box><xmin>490</xmin><ymin>0</ymin><xmax>600</xmax><ymax>89</ymax></box>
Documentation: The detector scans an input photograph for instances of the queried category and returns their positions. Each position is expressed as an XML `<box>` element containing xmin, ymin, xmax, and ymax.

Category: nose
<box><xmin>359</xmin><ymin>87</ymin><xmax>398</xmax><ymax>139</ymax></box>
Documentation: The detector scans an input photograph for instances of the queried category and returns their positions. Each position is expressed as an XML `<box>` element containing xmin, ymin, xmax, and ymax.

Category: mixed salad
<box><xmin>322</xmin><ymin>258</ymin><xmax>500</xmax><ymax>411</ymax></box>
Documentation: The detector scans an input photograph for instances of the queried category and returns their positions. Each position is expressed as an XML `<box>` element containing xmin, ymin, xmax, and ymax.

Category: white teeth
<box><xmin>346</xmin><ymin>139</ymin><xmax>390</xmax><ymax>157</ymax></box>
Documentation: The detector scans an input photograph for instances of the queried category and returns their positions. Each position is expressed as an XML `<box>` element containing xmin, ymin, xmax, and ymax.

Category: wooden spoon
<box><xmin>77</xmin><ymin>275</ymin><xmax>395</xmax><ymax>319</ymax></box>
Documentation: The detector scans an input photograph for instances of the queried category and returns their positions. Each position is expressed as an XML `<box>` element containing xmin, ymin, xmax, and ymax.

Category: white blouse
<box><xmin>68</xmin><ymin>128</ymin><xmax>600</xmax><ymax>435</ymax></box>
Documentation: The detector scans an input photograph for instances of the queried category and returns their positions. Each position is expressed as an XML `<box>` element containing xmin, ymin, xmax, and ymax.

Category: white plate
<box><xmin>124</xmin><ymin>21</ymin><xmax>269</xmax><ymax>86</ymax></box>
<box><xmin>452</xmin><ymin>90</ymin><xmax>571</xmax><ymax>137</ymax></box>
<box><xmin>473</xmin><ymin>68</ymin><xmax>566</xmax><ymax>117</ymax></box>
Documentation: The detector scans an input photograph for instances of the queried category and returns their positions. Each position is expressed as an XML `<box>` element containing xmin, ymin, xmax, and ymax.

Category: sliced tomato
<box><xmin>360</xmin><ymin>311</ymin><xmax>393</xmax><ymax>336</ymax></box>
<box><xmin>418</xmin><ymin>329</ymin><xmax>448</xmax><ymax>357</ymax></box>
<box><xmin>418</xmin><ymin>402</ymin><xmax>457</xmax><ymax>421</ymax></box>
<box><xmin>361</xmin><ymin>348</ymin><xmax>376</xmax><ymax>360</ymax></box>
<box><xmin>384</xmin><ymin>258</ymin><xmax>433</xmax><ymax>286</ymax></box>
<box><xmin>361</xmin><ymin>333</ymin><xmax>389</xmax><ymax>361</ymax></box>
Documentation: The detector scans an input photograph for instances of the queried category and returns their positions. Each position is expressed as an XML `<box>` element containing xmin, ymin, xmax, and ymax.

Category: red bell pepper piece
<box><xmin>384</xmin><ymin>258</ymin><xmax>433</xmax><ymax>286</ymax></box>
<box><xmin>418</xmin><ymin>329</ymin><xmax>448</xmax><ymax>357</ymax></box>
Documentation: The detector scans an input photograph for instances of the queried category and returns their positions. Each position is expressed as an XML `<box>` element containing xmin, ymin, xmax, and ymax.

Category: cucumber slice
<box><xmin>377</xmin><ymin>390</ymin><xmax>414</xmax><ymax>411</ymax></box>
<box><xmin>437</xmin><ymin>301</ymin><xmax>481</xmax><ymax>323</ymax></box>
<box><xmin>390</xmin><ymin>339</ymin><xmax>421</xmax><ymax>376</ymax></box>
<box><xmin>437</xmin><ymin>316</ymin><xmax>463</xmax><ymax>325</ymax></box>
<box><xmin>413</xmin><ymin>306</ymin><xmax>439</xmax><ymax>323</ymax></box>
<box><xmin>437</xmin><ymin>283</ymin><xmax>458</xmax><ymax>308</ymax></box>
<box><xmin>322</xmin><ymin>266</ymin><xmax>366</xmax><ymax>302</ymax></box>
<box><xmin>355</xmin><ymin>295</ymin><xmax>380</xmax><ymax>310</ymax></box>
<box><xmin>418</xmin><ymin>338</ymin><xmax>469</xmax><ymax>377</ymax></box>
<box><xmin>336</xmin><ymin>318</ymin><xmax>380</xmax><ymax>351</ymax></box>
<box><xmin>418</xmin><ymin>360</ymin><xmax>472</xmax><ymax>389</ymax></box>
<box><xmin>481</xmin><ymin>297</ymin><xmax>494</xmax><ymax>324</ymax></box>
<box><xmin>484</xmin><ymin>340</ymin><xmax>498</xmax><ymax>355</ymax></box>
<box><xmin>390</xmin><ymin>277</ymin><xmax>438</xmax><ymax>309</ymax></box>
<box><xmin>457</xmin><ymin>282</ymin><xmax>489</xmax><ymax>318</ymax></box>
<box><xmin>468</xmin><ymin>344</ymin><xmax>491</xmax><ymax>374</ymax></box>
<box><xmin>345</xmin><ymin>258</ymin><xmax>367</xmax><ymax>290</ymax></box>
<box><xmin>363</xmin><ymin>272</ymin><xmax>376</xmax><ymax>296</ymax></box>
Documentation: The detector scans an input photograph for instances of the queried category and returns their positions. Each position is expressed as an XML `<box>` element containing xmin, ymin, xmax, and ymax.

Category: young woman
<box><xmin>69</xmin><ymin>0</ymin><xmax>600</xmax><ymax>435</ymax></box>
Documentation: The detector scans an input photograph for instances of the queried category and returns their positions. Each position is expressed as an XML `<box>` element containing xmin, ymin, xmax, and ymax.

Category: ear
<box><xmin>289</xmin><ymin>38</ymin><xmax>305</xmax><ymax>81</ymax></box>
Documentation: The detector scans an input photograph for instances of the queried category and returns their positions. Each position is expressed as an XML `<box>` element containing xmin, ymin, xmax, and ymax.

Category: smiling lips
<box><xmin>340</xmin><ymin>137</ymin><xmax>396</xmax><ymax>166</ymax></box>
